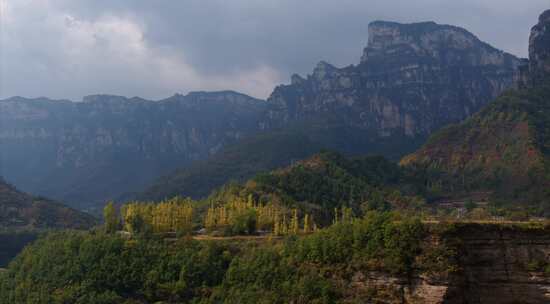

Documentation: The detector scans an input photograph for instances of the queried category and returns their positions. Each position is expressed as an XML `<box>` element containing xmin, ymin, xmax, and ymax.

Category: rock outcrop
<box><xmin>350</xmin><ymin>224</ymin><xmax>550</xmax><ymax>304</ymax></box>
<box><xmin>264</xmin><ymin>21</ymin><xmax>523</xmax><ymax>147</ymax></box>
<box><xmin>529</xmin><ymin>10</ymin><xmax>550</xmax><ymax>86</ymax></box>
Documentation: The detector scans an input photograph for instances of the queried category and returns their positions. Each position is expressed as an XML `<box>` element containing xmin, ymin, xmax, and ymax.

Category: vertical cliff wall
<box><xmin>264</xmin><ymin>21</ymin><xmax>523</xmax><ymax>155</ymax></box>
<box><xmin>350</xmin><ymin>224</ymin><xmax>550</xmax><ymax>304</ymax></box>
<box><xmin>0</xmin><ymin>91</ymin><xmax>265</xmax><ymax>209</ymax></box>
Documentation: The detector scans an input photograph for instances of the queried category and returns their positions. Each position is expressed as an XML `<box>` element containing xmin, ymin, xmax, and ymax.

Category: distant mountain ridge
<box><xmin>1</xmin><ymin>20</ymin><xmax>523</xmax><ymax>209</ymax></box>
<box><xmin>0</xmin><ymin>91</ymin><xmax>264</xmax><ymax>209</ymax></box>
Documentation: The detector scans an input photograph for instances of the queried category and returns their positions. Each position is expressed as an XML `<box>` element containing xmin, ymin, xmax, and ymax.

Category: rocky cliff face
<box><xmin>264</xmin><ymin>21</ymin><xmax>523</xmax><ymax>151</ymax></box>
<box><xmin>529</xmin><ymin>10</ymin><xmax>550</xmax><ymax>86</ymax></box>
<box><xmin>350</xmin><ymin>224</ymin><xmax>550</xmax><ymax>304</ymax></box>
<box><xmin>0</xmin><ymin>20</ymin><xmax>524</xmax><ymax>209</ymax></box>
<box><xmin>0</xmin><ymin>91</ymin><xmax>265</xmax><ymax>209</ymax></box>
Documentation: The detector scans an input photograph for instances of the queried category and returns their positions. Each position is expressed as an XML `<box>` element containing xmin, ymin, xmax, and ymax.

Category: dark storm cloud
<box><xmin>1</xmin><ymin>0</ymin><xmax>548</xmax><ymax>100</ymax></box>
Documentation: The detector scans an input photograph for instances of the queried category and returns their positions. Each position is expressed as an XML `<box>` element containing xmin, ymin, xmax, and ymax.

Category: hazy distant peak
<box><xmin>362</xmin><ymin>19</ymin><xmax>521</xmax><ymax>67</ymax></box>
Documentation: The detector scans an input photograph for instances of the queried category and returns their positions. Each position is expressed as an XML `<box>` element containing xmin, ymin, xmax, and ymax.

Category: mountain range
<box><xmin>137</xmin><ymin>20</ymin><xmax>525</xmax><ymax>203</ymax></box>
<box><xmin>1</xmin><ymin>19</ymin><xmax>525</xmax><ymax>210</ymax></box>
<box><xmin>0</xmin><ymin>91</ymin><xmax>264</xmax><ymax>210</ymax></box>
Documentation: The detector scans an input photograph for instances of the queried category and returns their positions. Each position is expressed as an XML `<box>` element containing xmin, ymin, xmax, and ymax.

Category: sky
<box><xmin>0</xmin><ymin>0</ymin><xmax>548</xmax><ymax>101</ymax></box>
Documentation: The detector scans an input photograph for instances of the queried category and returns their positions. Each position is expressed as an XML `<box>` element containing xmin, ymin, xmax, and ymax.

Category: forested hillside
<box><xmin>0</xmin><ymin>179</ymin><xmax>96</xmax><ymax>267</ymax></box>
<box><xmin>0</xmin><ymin>213</ymin><xmax>434</xmax><ymax>303</ymax></box>
<box><xmin>2</xmin><ymin>215</ymin><xmax>549</xmax><ymax>303</ymax></box>
<box><xmin>137</xmin><ymin>131</ymin><xmax>323</xmax><ymax>202</ymax></box>
<box><xmin>0</xmin><ymin>178</ymin><xmax>96</xmax><ymax>229</ymax></box>
<box><xmin>402</xmin><ymin>84</ymin><xmax>550</xmax><ymax>212</ymax></box>
<box><xmin>401</xmin><ymin>10</ymin><xmax>550</xmax><ymax>215</ymax></box>
<box><xmin>203</xmin><ymin>151</ymin><xmax>425</xmax><ymax>226</ymax></box>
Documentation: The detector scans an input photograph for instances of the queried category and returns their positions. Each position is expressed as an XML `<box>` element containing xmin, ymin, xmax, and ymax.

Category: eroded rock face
<box><xmin>454</xmin><ymin>226</ymin><xmax>550</xmax><ymax>304</ymax></box>
<box><xmin>363</xmin><ymin>21</ymin><xmax>518</xmax><ymax>67</ymax></box>
<box><xmin>348</xmin><ymin>225</ymin><xmax>550</xmax><ymax>304</ymax></box>
<box><xmin>264</xmin><ymin>21</ymin><xmax>523</xmax><ymax>151</ymax></box>
<box><xmin>0</xmin><ymin>91</ymin><xmax>265</xmax><ymax>209</ymax></box>
<box><xmin>529</xmin><ymin>10</ymin><xmax>550</xmax><ymax>85</ymax></box>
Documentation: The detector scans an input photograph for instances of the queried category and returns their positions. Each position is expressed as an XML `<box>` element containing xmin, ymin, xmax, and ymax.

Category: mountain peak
<box><xmin>367</xmin><ymin>20</ymin><xmax>440</xmax><ymax>34</ymax></box>
<box><xmin>539</xmin><ymin>9</ymin><xmax>550</xmax><ymax>23</ymax></box>
<box><xmin>172</xmin><ymin>90</ymin><xmax>264</xmax><ymax>107</ymax></box>
<box><xmin>312</xmin><ymin>61</ymin><xmax>337</xmax><ymax>80</ymax></box>
<box><xmin>361</xmin><ymin>20</ymin><xmax>518</xmax><ymax>67</ymax></box>
<box><xmin>290</xmin><ymin>74</ymin><xmax>306</xmax><ymax>85</ymax></box>
<box><xmin>82</xmin><ymin>94</ymin><xmax>130</xmax><ymax>103</ymax></box>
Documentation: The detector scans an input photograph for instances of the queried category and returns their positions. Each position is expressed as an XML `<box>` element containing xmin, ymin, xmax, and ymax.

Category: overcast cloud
<box><xmin>0</xmin><ymin>0</ymin><xmax>548</xmax><ymax>100</ymax></box>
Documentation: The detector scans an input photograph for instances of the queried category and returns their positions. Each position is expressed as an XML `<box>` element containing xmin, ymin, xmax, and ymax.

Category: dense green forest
<box><xmin>118</xmin><ymin>151</ymin><xmax>430</xmax><ymax>239</ymax></box>
<box><xmin>203</xmin><ymin>151</ymin><xmax>427</xmax><ymax>225</ymax></box>
<box><xmin>116</xmin><ymin>151</ymin><xmax>545</xmax><ymax>241</ymax></box>
<box><xmin>0</xmin><ymin>212</ymin><xmax>452</xmax><ymax>303</ymax></box>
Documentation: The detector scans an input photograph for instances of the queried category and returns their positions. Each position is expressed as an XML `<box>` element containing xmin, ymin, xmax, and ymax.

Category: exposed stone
<box><xmin>348</xmin><ymin>225</ymin><xmax>550</xmax><ymax>304</ymax></box>
<box><xmin>264</xmin><ymin>20</ymin><xmax>523</xmax><ymax>150</ymax></box>
<box><xmin>290</xmin><ymin>74</ymin><xmax>306</xmax><ymax>85</ymax></box>
<box><xmin>0</xmin><ymin>91</ymin><xmax>265</xmax><ymax>208</ymax></box>
<box><xmin>528</xmin><ymin>9</ymin><xmax>550</xmax><ymax>85</ymax></box>
<box><xmin>361</xmin><ymin>21</ymin><xmax>518</xmax><ymax>67</ymax></box>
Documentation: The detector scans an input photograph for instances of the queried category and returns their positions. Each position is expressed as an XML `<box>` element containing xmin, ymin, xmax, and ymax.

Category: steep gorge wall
<box><xmin>351</xmin><ymin>224</ymin><xmax>550</xmax><ymax>303</ymax></box>
<box><xmin>0</xmin><ymin>92</ymin><xmax>264</xmax><ymax>209</ymax></box>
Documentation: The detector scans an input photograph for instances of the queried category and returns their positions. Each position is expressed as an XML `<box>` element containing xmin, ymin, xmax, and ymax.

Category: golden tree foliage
<box><xmin>204</xmin><ymin>196</ymin><xmax>315</xmax><ymax>236</ymax></box>
<box><xmin>121</xmin><ymin>197</ymin><xmax>193</xmax><ymax>234</ymax></box>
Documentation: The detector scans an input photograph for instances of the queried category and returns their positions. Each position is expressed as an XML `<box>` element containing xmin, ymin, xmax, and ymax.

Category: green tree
<box><xmin>103</xmin><ymin>202</ymin><xmax>119</xmax><ymax>233</ymax></box>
